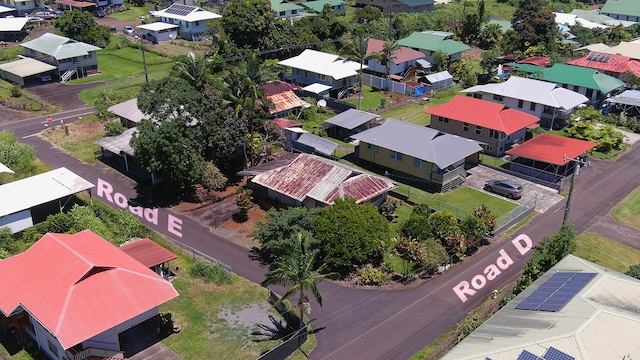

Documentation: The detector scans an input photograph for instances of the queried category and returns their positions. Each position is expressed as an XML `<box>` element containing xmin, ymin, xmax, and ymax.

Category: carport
<box><xmin>605</xmin><ymin>90</ymin><xmax>640</xmax><ymax>116</ymax></box>
<box><xmin>505</xmin><ymin>133</ymin><xmax>597</xmax><ymax>187</ymax></box>
<box><xmin>95</xmin><ymin>127</ymin><xmax>136</xmax><ymax>172</ymax></box>
<box><xmin>0</xmin><ymin>58</ymin><xmax>56</xmax><ymax>86</ymax></box>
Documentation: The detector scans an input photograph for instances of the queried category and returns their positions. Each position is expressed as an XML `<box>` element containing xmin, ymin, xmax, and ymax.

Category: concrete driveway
<box><xmin>465</xmin><ymin>165</ymin><xmax>564</xmax><ymax>213</ymax></box>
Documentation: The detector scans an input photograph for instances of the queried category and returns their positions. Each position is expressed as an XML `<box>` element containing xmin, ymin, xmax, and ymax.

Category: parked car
<box><xmin>28</xmin><ymin>16</ymin><xmax>44</xmax><ymax>23</ymax></box>
<box><xmin>94</xmin><ymin>10</ymin><xmax>105</xmax><ymax>17</ymax></box>
<box><xmin>484</xmin><ymin>179</ymin><xmax>523</xmax><ymax>199</ymax></box>
<box><xmin>33</xmin><ymin>11</ymin><xmax>58</xmax><ymax>19</ymax></box>
<box><xmin>38</xmin><ymin>74</ymin><xmax>52</xmax><ymax>82</ymax></box>
<box><xmin>123</xmin><ymin>26</ymin><xmax>135</xmax><ymax>35</ymax></box>
<box><xmin>109</xmin><ymin>26</ymin><xmax>117</xmax><ymax>32</ymax></box>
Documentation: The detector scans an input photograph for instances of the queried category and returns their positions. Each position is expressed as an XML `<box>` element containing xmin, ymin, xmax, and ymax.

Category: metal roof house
<box><xmin>397</xmin><ymin>31</ymin><xmax>470</xmax><ymax>63</ymax></box>
<box><xmin>322</xmin><ymin>108</ymin><xmax>381</xmax><ymax>140</ymax></box>
<box><xmin>271</xmin><ymin>0</ymin><xmax>306</xmax><ymax>18</ymax></box>
<box><xmin>565</xmin><ymin>52</ymin><xmax>640</xmax><ymax>81</ymax></box>
<box><xmin>151</xmin><ymin>4</ymin><xmax>221</xmax><ymax>40</ymax></box>
<box><xmin>278</xmin><ymin>49</ymin><xmax>367</xmax><ymax>99</ymax></box>
<box><xmin>20</xmin><ymin>33</ymin><xmax>101</xmax><ymax>83</ymax></box>
<box><xmin>441</xmin><ymin>255</ymin><xmax>640</xmax><ymax>360</ymax></box>
<box><xmin>532</xmin><ymin>63</ymin><xmax>625</xmax><ymax>106</ymax></box>
<box><xmin>351</xmin><ymin>118</ymin><xmax>483</xmax><ymax>193</ymax></box>
<box><xmin>300</xmin><ymin>0</ymin><xmax>346</xmax><ymax>15</ymax></box>
<box><xmin>266</xmin><ymin>90</ymin><xmax>311</xmax><ymax>118</ymax></box>
<box><xmin>242</xmin><ymin>153</ymin><xmax>395</xmax><ymax>209</ymax></box>
<box><xmin>0</xmin><ymin>167</ymin><xmax>94</xmax><ymax>233</ymax></box>
<box><xmin>600</xmin><ymin>0</ymin><xmax>640</xmax><ymax>22</ymax></box>
<box><xmin>106</xmin><ymin>97</ymin><xmax>150</xmax><ymax>128</ymax></box>
<box><xmin>0</xmin><ymin>17</ymin><xmax>28</xmax><ymax>42</ymax></box>
<box><xmin>0</xmin><ymin>230</ymin><xmax>179</xmax><ymax>359</ymax></box>
<box><xmin>354</xmin><ymin>0</ymin><xmax>433</xmax><ymax>14</ymax></box>
<box><xmin>425</xmin><ymin>96</ymin><xmax>540</xmax><ymax>157</ymax></box>
<box><xmin>461</xmin><ymin>76</ymin><xmax>589</xmax><ymax>130</ymax></box>
<box><xmin>365</xmin><ymin>38</ymin><xmax>426</xmax><ymax>77</ymax></box>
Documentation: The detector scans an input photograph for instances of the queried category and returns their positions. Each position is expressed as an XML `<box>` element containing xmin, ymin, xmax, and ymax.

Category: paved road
<box><xmin>3</xmin><ymin>115</ymin><xmax>640</xmax><ymax>360</ymax></box>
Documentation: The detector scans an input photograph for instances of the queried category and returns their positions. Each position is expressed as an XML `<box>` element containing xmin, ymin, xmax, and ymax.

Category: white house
<box><xmin>0</xmin><ymin>0</ymin><xmax>43</xmax><ymax>15</ymax></box>
<box><xmin>0</xmin><ymin>230</ymin><xmax>179</xmax><ymax>359</ymax></box>
<box><xmin>151</xmin><ymin>3</ymin><xmax>221</xmax><ymax>40</ymax></box>
<box><xmin>137</xmin><ymin>22</ymin><xmax>178</xmax><ymax>43</ymax></box>
<box><xmin>461</xmin><ymin>76</ymin><xmax>589</xmax><ymax>129</ymax></box>
<box><xmin>365</xmin><ymin>38</ymin><xmax>425</xmax><ymax>77</ymax></box>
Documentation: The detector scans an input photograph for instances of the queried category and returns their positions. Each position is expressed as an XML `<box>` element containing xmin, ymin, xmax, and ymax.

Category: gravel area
<box><xmin>217</xmin><ymin>301</ymin><xmax>286</xmax><ymax>341</ymax></box>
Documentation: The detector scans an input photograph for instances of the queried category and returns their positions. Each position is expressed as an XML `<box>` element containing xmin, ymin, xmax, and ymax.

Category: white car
<box><xmin>123</xmin><ymin>26</ymin><xmax>135</xmax><ymax>35</ymax></box>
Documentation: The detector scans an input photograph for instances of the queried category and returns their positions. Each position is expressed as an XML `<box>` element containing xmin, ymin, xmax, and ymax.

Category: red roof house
<box><xmin>506</xmin><ymin>133</ymin><xmax>597</xmax><ymax>165</ymax></box>
<box><xmin>119</xmin><ymin>238</ymin><xmax>178</xmax><ymax>277</ymax></box>
<box><xmin>518</xmin><ymin>56</ymin><xmax>551</xmax><ymax>67</ymax></box>
<box><xmin>425</xmin><ymin>96</ymin><xmax>540</xmax><ymax>156</ymax></box>
<box><xmin>365</xmin><ymin>38</ymin><xmax>425</xmax><ymax>76</ymax></box>
<box><xmin>565</xmin><ymin>52</ymin><xmax>640</xmax><ymax>80</ymax></box>
<box><xmin>261</xmin><ymin>81</ymin><xmax>300</xmax><ymax>96</ymax></box>
<box><xmin>0</xmin><ymin>230</ymin><xmax>178</xmax><ymax>358</ymax></box>
<box><xmin>266</xmin><ymin>90</ymin><xmax>310</xmax><ymax>117</ymax></box>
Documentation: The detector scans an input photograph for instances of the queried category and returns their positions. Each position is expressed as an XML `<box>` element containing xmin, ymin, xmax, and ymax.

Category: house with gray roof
<box><xmin>107</xmin><ymin>98</ymin><xmax>150</xmax><ymax>128</ymax></box>
<box><xmin>322</xmin><ymin>108</ymin><xmax>381</xmax><ymax>140</ymax></box>
<box><xmin>351</xmin><ymin>118</ymin><xmax>482</xmax><ymax>193</ymax></box>
<box><xmin>600</xmin><ymin>0</ymin><xmax>640</xmax><ymax>23</ymax></box>
<box><xmin>354</xmin><ymin>0</ymin><xmax>433</xmax><ymax>14</ymax></box>
<box><xmin>461</xmin><ymin>76</ymin><xmax>589</xmax><ymax>129</ymax></box>
<box><xmin>442</xmin><ymin>255</ymin><xmax>640</xmax><ymax>360</ymax></box>
<box><xmin>20</xmin><ymin>33</ymin><xmax>101</xmax><ymax>82</ymax></box>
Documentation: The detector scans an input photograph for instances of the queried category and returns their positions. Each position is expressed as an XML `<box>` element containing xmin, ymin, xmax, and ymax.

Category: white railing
<box><xmin>69</xmin><ymin>347</ymin><xmax>124</xmax><ymax>360</ymax></box>
<box><xmin>61</xmin><ymin>62</ymin><xmax>80</xmax><ymax>83</ymax></box>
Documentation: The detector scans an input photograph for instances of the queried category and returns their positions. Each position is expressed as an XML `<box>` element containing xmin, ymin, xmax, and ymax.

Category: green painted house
<box><xmin>600</xmin><ymin>0</ymin><xmax>640</xmax><ymax>22</ymax></box>
<box><xmin>531</xmin><ymin>63</ymin><xmax>625</xmax><ymax>106</ymax></box>
<box><xmin>397</xmin><ymin>32</ymin><xmax>470</xmax><ymax>63</ymax></box>
<box><xmin>300</xmin><ymin>0</ymin><xmax>346</xmax><ymax>15</ymax></box>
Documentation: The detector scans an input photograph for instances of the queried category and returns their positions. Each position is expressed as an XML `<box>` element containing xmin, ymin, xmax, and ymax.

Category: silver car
<box><xmin>484</xmin><ymin>179</ymin><xmax>523</xmax><ymax>199</ymax></box>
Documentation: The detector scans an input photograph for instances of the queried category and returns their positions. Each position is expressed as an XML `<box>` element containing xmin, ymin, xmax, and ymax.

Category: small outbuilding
<box><xmin>424</xmin><ymin>70</ymin><xmax>453</xmax><ymax>91</ymax></box>
<box><xmin>0</xmin><ymin>57</ymin><xmax>56</xmax><ymax>86</ymax></box>
<box><xmin>293</xmin><ymin>132</ymin><xmax>339</xmax><ymax>157</ymax></box>
<box><xmin>119</xmin><ymin>238</ymin><xmax>178</xmax><ymax>278</ymax></box>
<box><xmin>136</xmin><ymin>22</ymin><xmax>178</xmax><ymax>43</ymax></box>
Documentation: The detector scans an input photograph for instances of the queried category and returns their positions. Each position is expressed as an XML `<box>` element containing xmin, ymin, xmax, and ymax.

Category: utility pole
<box><xmin>140</xmin><ymin>37</ymin><xmax>148</xmax><ymax>83</ymax></box>
<box><xmin>562</xmin><ymin>154</ymin><xmax>587</xmax><ymax>225</ymax></box>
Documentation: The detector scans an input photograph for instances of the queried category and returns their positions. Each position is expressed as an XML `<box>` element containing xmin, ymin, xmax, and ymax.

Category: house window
<box><xmin>438</xmin><ymin>116</ymin><xmax>449</xmax><ymax>123</ymax></box>
<box><xmin>518</xmin><ymin>99</ymin><xmax>523</xmax><ymax>108</ymax></box>
<box><xmin>414</xmin><ymin>158</ymin><xmax>428</xmax><ymax>169</ymax></box>
<box><xmin>367</xmin><ymin>143</ymin><xmax>378</xmax><ymax>152</ymax></box>
<box><xmin>390</xmin><ymin>150</ymin><xmax>403</xmax><ymax>161</ymax></box>
<box><xmin>463</xmin><ymin>122</ymin><xmax>469</xmax><ymax>132</ymax></box>
<box><xmin>292</xmin><ymin>10</ymin><xmax>298</xmax><ymax>14</ymax></box>
<box><xmin>489</xmin><ymin>129</ymin><xmax>500</xmax><ymax>139</ymax></box>
<box><xmin>586</xmin><ymin>88</ymin><xmax>594</xmax><ymax>99</ymax></box>
<box><xmin>473</xmin><ymin>93</ymin><xmax>482</xmax><ymax>99</ymax></box>
<box><xmin>530</xmin><ymin>102</ymin><xmax>536</xmax><ymax>111</ymax></box>
<box><xmin>195</xmin><ymin>21</ymin><xmax>199</xmax><ymax>26</ymax></box>
<box><xmin>295</xmin><ymin>69</ymin><xmax>300</xmax><ymax>76</ymax></box>
<box><xmin>280</xmin><ymin>11</ymin><xmax>285</xmax><ymax>16</ymax></box>
<box><xmin>492</xmin><ymin>94</ymin><xmax>503</xmax><ymax>101</ymax></box>
<box><xmin>475</xmin><ymin>126</ymin><xmax>482</xmax><ymax>135</ymax></box>
<box><xmin>483</xmin><ymin>144</ymin><xmax>493</xmax><ymax>152</ymax></box>
<box><xmin>317</xmin><ymin>73</ymin><xmax>326</xmax><ymax>81</ymax></box>
<box><xmin>84</xmin><ymin>52</ymin><xmax>92</xmax><ymax>59</ymax></box>
<box><xmin>47</xmin><ymin>339</ymin><xmax>59</xmax><ymax>358</ymax></box>
<box><xmin>304</xmin><ymin>71</ymin><xmax>308</xmax><ymax>77</ymax></box>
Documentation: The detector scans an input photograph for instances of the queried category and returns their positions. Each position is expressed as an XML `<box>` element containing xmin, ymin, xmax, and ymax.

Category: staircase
<box><xmin>68</xmin><ymin>347</ymin><xmax>124</xmax><ymax>360</ymax></box>
<box><xmin>61</xmin><ymin>62</ymin><xmax>80</xmax><ymax>83</ymax></box>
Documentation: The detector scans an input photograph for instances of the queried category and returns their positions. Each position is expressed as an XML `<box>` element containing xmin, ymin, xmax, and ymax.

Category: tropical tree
<box><xmin>510</xmin><ymin>0</ymin><xmax>559</xmax><ymax>52</ymax></box>
<box><xmin>341</xmin><ymin>34</ymin><xmax>371</xmax><ymax>110</ymax></box>
<box><xmin>55</xmin><ymin>10</ymin><xmax>110</xmax><ymax>47</ymax></box>
<box><xmin>171</xmin><ymin>52</ymin><xmax>212</xmax><ymax>89</ymax></box>
<box><xmin>432</xmin><ymin>50</ymin><xmax>449</xmax><ymax>72</ymax></box>
<box><xmin>261</xmin><ymin>233</ymin><xmax>330</xmax><ymax>326</ymax></box>
<box><xmin>375</xmin><ymin>40</ymin><xmax>401</xmax><ymax>88</ymax></box>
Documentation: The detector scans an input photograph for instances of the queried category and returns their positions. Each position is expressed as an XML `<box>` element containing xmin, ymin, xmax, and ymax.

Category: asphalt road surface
<box><xmin>3</xmin><ymin>113</ymin><xmax>640</xmax><ymax>360</ymax></box>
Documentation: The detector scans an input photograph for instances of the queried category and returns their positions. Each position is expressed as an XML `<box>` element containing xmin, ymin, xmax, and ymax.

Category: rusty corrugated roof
<box><xmin>251</xmin><ymin>154</ymin><xmax>395</xmax><ymax>205</ymax></box>
<box><xmin>267</xmin><ymin>91</ymin><xmax>310</xmax><ymax>114</ymax></box>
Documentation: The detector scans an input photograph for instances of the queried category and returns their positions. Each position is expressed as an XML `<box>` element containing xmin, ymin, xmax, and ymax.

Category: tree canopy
<box><xmin>55</xmin><ymin>10</ymin><xmax>110</xmax><ymax>47</ymax></box>
<box><xmin>510</xmin><ymin>0</ymin><xmax>559</xmax><ymax>52</ymax></box>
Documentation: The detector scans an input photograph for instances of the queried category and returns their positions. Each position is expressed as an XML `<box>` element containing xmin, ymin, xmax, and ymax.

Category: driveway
<box><xmin>465</xmin><ymin>164</ymin><xmax>564</xmax><ymax>213</ymax></box>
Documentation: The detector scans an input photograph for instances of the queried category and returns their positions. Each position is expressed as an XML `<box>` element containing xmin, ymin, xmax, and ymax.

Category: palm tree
<box><xmin>342</xmin><ymin>34</ymin><xmax>371</xmax><ymax>110</ymax></box>
<box><xmin>261</xmin><ymin>233</ymin><xmax>330</xmax><ymax>327</ymax></box>
<box><xmin>171</xmin><ymin>51</ymin><xmax>212</xmax><ymax>90</ymax></box>
<box><xmin>374</xmin><ymin>40</ymin><xmax>401</xmax><ymax>90</ymax></box>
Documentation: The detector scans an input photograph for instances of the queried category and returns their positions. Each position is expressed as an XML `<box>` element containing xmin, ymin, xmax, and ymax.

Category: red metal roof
<box><xmin>0</xmin><ymin>230</ymin><xmax>178</xmax><ymax>350</ymax></box>
<box><xmin>272</xmin><ymin>118</ymin><xmax>304</xmax><ymax>129</ymax></box>
<box><xmin>266</xmin><ymin>91</ymin><xmax>309</xmax><ymax>114</ymax></box>
<box><xmin>261</xmin><ymin>81</ymin><xmax>299</xmax><ymax>96</ymax></box>
<box><xmin>251</xmin><ymin>154</ymin><xmax>395</xmax><ymax>205</ymax></box>
<box><xmin>566</xmin><ymin>53</ymin><xmax>640</xmax><ymax>78</ymax></box>
<box><xmin>424</xmin><ymin>96</ymin><xmax>539</xmax><ymax>134</ymax></box>
<box><xmin>366</xmin><ymin>39</ymin><xmax>425</xmax><ymax>64</ymax></box>
<box><xmin>119</xmin><ymin>238</ymin><xmax>178</xmax><ymax>268</ymax></box>
<box><xmin>518</xmin><ymin>56</ymin><xmax>550</xmax><ymax>67</ymax></box>
<box><xmin>506</xmin><ymin>133</ymin><xmax>597</xmax><ymax>165</ymax></box>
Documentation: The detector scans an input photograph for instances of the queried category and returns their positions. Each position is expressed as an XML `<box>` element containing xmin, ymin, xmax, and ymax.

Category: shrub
<box><xmin>105</xmin><ymin>121</ymin><xmax>126</xmax><ymax>137</ymax></box>
<box><xmin>379</xmin><ymin>198</ymin><xmax>399</xmax><ymax>221</ymax></box>
<box><xmin>201</xmin><ymin>161</ymin><xmax>227</xmax><ymax>191</ymax></box>
<box><xmin>356</xmin><ymin>264</ymin><xmax>389</xmax><ymax>286</ymax></box>
<box><xmin>10</xmin><ymin>85</ymin><xmax>21</xmax><ymax>97</ymax></box>
<box><xmin>233</xmin><ymin>187</ymin><xmax>253</xmax><ymax>222</ymax></box>
<box><xmin>189</xmin><ymin>258</ymin><xmax>232</xmax><ymax>285</ymax></box>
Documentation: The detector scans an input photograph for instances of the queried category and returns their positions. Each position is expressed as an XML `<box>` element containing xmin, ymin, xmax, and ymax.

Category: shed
<box><xmin>119</xmin><ymin>238</ymin><xmax>178</xmax><ymax>278</ymax></box>
<box><xmin>95</xmin><ymin>128</ymin><xmax>137</xmax><ymax>172</ymax></box>
<box><xmin>302</xmin><ymin>83</ymin><xmax>332</xmax><ymax>96</ymax></box>
<box><xmin>0</xmin><ymin>57</ymin><xmax>56</xmax><ymax>86</ymax></box>
<box><xmin>293</xmin><ymin>133</ymin><xmax>339</xmax><ymax>156</ymax></box>
<box><xmin>0</xmin><ymin>17</ymin><xmax>27</xmax><ymax>42</ymax></box>
<box><xmin>322</xmin><ymin>108</ymin><xmax>380</xmax><ymax>139</ymax></box>
<box><xmin>136</xmin><ymin>22</ymin><xmax>178</xmax><ymax>43</ymax></box>
<box><xmin>424</xmin><ymin>70</ymin><xmax>453</xmax><ymax>90</ymax></box>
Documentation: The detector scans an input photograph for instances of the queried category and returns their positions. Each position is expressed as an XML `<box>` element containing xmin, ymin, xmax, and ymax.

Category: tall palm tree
<box><xmin>261</xmin><ymin>233</ymin><xmax>330</xmax><ymax>327</ymax></box>
<box><xmin>342</xmin><ymin>34</ymin><xmax>371</xmax><ymax>110</ymax></box>
<box><xmin>171</xmin><ymin>51</ymin><xmax>212</xmax><ymax>90</ymax></box>
<box><xmin>375</xmin><ymin>39</ymin><xmax>401</xmax><ymax>90</ymax></box>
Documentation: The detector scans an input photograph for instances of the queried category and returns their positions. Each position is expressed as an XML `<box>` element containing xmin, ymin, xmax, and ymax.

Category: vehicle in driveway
<box><xmin>484</xmin><ymin>179</ymin><xmax>523</xmax><ymax>199</ymax></box>
<box><xmin>123</xmin><ymin>26</ymin><xmax>135</xmax><ymax>35</ymax></box>
<box><xmin>94</xmin><ymin>10</ymin><xmax>105</xmax><ymax>17</ymax></box>
<box><xmin>38</xmin><ymin>74</ymin><xmax>52</xmax><ymax>82</ymax></box>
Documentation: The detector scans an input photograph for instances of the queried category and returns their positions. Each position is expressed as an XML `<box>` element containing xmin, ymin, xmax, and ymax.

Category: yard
<box><xmin>108</xmin><ymin>4</ymin><xmax>154</xmax><ymax>21</ymax></box>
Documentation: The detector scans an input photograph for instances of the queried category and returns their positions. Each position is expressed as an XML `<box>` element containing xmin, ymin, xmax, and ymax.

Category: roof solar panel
<box><xmin>515</xmin><ymin>272</ymin><xmax>597</xmax><ymax>312</ymax></box>
<box><xmin>544</xmin><ymin>347</ymin><xmax>575</xmax><ymax>360</ymax></box>
<box><xmin>518</xmin><ymin>350</ymin><xmax>542</xmax><ymax>360</ymax></box>
<box><xmin>165</xmin><ymin>4</ymin><xmax>195</xmax><ymax>16</ymax></box>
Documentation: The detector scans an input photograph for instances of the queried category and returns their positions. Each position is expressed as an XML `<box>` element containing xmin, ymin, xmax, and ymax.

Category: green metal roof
<box><xmin>505</xmin><ymin>62</ymin><xmax>546</xmax><ymax>74</ymax></box>
<box><xmin>301</xmin><ymin>0</ymin><xmax>345</xmax><ymax>12</ymax></box>
<box><xmin>397</xmin><ymin>32</ymin><xmax>470</xmax><ymax>55</ymax></box>
<box><xmin>396</xmin><ymin>0</ymin><xmax>434</xmax><ymax>7</ymax></box>
<box><xmin>601</xmin><ymin>0</ymin><xmax>640</xmax><ymax>18</ymax></box>
<box><xmin>270</xmin><ymin>0</ymin><xmax>304</xmax><ymax>12</ymax></box>
<box><xmin>21</xmin><ymin>33</ymin><xmax>101</xmax><ymax>60</ymax></box>
<box><xmin>533</xmin><ymin>63</ymin><xmax>625</xmax><ymax>94</ymax></box>
<box><xmin>483</xmin><ymin>19</ymin><xmax>512</xmax><ymax>33</ymax></box>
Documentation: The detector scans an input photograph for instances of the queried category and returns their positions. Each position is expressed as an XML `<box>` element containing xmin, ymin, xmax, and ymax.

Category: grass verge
<box><xmin>108</xmin><ymin>4</ymin><xmax>153</xmax><ymax>21</ymax></box>
<box><xmin>610</xmin><ymin>186</ymin><xmax>640</xmax><ymax>230</ymax></box>
<box><xmin>573</xmin><ymin>232</ymin><xmax>640</xmax><ymax>273</ymax></box>
<box><xmin>40</xmin><ymin>116</ymin><xmax>104</xmax><ymax>163</ymax></box>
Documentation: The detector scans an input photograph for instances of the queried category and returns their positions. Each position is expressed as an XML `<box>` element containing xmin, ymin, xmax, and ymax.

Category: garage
<box><xmin>0</xmin><ymin>57</ymin><xmax>56</xmax><ymax>86</ymax></box>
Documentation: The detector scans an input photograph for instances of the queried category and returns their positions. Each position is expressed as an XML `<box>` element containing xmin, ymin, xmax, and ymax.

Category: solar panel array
<box><xmin>586</xmin><ymin>52</ymin><xmax>612</xmax><ymax>63</ymax></box>
<box><xmin>544</xmin><ymin>347</ymin><xmax>575</xmax><ymax>360</ymax></box>
<box><xmin>165</xmin><ymin>4</ymin><xmax>195</xmax><ymax>16</ymax></box>
<box><xmin>515</xmin><ymin>272</ymin><xmax>597</xmax><ymax>312</ymax></box>
<box><xmin>518</xmin><ymin>350</ymin><xmax>542</xmax><ymax>360</ymax></box>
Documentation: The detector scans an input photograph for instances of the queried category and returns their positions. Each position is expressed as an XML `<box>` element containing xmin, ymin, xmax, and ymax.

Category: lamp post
<box><xmin>562</xmin><ymin>154</ymin><xmax>588</xmax><ymax>225</ymax></box>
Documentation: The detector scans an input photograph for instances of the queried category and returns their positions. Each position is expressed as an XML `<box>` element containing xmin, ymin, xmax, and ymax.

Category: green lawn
<box><xmin>610</xmin><ymin>186</ymin><xmax>640</xmax><ymax>231</ymax></box>
<box><xmin>484</xmin><ymin>0</ymin><xmax>516</xmax><ymax>20</ymax></box>
<box><xmin>0</xmin><ymin>80</ymin><xmax>53</xmax><ymax>113</ymax></box>
<box><xmin>573</xmin><ymin>232</ymin><xmax>640</xmax><ymax>273</ymax></box>
<box><xmin>108</xmin><ymin>4</ymin><xmax>153</xmax><ymax>21</ymax></box>
<box><xmin>378</xmin><ymin>103</ymin><xmax>431</xmax><ymax>126</ymax></box>
<box><xmin>344</xmin><ymin>86</ymin><xmax>389</xmax><ymax>111</ymax></box>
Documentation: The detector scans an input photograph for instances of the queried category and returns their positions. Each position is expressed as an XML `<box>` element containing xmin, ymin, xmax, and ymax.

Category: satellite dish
<box><xmin>317</xmin><ymin>99</ymin><xmax>327</xmax><ymax>108</ymax></box>
<box><xmin>169</xmin><ymin>32</ymin><xmax>176</xmax><ymax>40</ymax></box>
